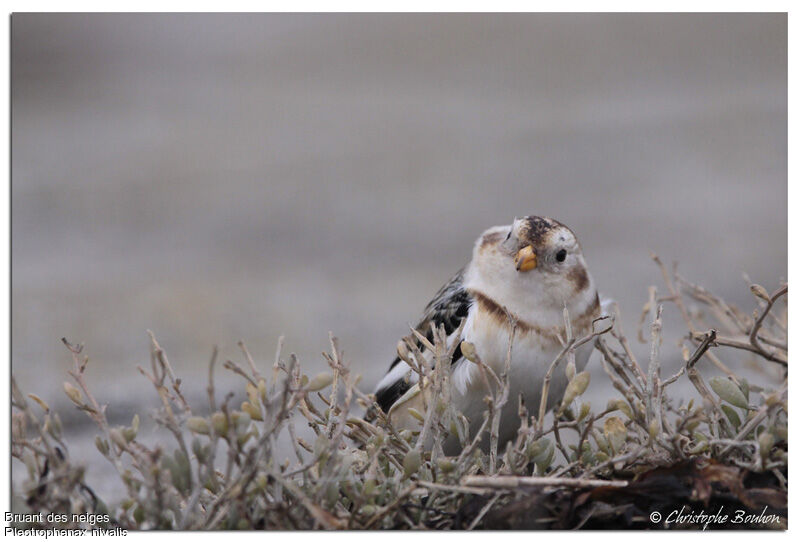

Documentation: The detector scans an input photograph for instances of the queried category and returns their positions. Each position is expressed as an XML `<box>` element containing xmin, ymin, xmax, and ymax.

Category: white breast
<box><xmin>446</xmin><ymin>308</ymin><xmax>592</xmax><ymax>453</ymax></box>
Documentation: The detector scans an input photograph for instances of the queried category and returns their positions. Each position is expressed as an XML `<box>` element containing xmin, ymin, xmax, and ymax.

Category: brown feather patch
<box><xmin>468</xmin><ymin>289</ymin><xmax>560</xmax><ymax>344</ymax></box>
<box><xmin>519</xmin><ymin>217</ymin><xmax>559</xmax><ymax>248</ymax></box>
<box><xmin>480</xmin><ymin>231</ymin><xmax>505</xmax><ymax>249</ymax></box>
<box><xmin>469</xmin><ymin>288</ymin><xmax>601</xmax><ymax>344</ymax></box>
<box><xmin>568</xmin><ymin>265</ymin><xmax>590</xmax><ymax>293</ymax></box>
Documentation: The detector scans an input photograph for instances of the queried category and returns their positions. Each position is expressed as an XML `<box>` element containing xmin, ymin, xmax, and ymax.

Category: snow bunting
<box><xmin>373</xmin><ymin>216</ymin><xmax>602</xmax><ymax>454</ymax></box>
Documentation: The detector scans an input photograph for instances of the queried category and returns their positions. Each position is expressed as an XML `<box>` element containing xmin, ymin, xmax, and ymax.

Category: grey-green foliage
<box><xmin>10</xmin><ymin>267</ymin><xmax>787</xmax><ymax>529</ymax></box>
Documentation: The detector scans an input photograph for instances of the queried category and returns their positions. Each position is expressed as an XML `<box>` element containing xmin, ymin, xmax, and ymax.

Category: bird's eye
<box><xmin>555</xmin><ymin>249</ymin><xmax>567</xmax><ymax>263</ymax></box>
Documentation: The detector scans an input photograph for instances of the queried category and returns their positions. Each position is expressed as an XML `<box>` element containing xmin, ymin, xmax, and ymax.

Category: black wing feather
<box><xmin>388</xmin><ymin>267</ymin><xmax>470</xmax><ymax>369</ymax></box>
<box><xmin>376</xmin><ymin>268</ymin><xmax>473</xmax><ymax>413</ymax></box>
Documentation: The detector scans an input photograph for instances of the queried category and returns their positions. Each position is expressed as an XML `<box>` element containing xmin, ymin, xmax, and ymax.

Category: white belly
<box><xmin>444</xmin><ymin>313</ymin><xmax>593</xmax><ymax>454</ymax></box>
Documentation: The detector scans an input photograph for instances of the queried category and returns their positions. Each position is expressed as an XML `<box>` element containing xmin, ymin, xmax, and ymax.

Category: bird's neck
<box><xmin>465</xmin><ymin>266</ymin><xmax>599</xmax><ymax>333</ymax></box>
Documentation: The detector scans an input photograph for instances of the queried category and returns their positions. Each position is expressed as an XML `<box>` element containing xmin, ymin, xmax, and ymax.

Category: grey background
<box><xmin>11</xmin><ymin>13</ymin><xmax>786</xmax><ymax>493</ymax></box>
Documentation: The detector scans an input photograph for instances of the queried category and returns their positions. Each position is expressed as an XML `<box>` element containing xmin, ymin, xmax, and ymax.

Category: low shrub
<box><xmin>10</xmin><ymin>258</ymin><xmax>787</xmax><ymax>529</ymax></box>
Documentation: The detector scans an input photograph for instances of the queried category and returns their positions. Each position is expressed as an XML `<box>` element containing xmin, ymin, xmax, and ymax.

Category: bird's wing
<box><xmin>374</xmin><ymin>267</ymin><xmax>473</xmax><ymax>413</ymax></box>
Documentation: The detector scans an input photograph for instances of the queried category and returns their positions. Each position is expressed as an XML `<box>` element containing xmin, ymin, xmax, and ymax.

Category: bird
<box><xmin>372</xmin><ymin>216</ymin><xmax>605</xmax><ymax>454</ymax></box>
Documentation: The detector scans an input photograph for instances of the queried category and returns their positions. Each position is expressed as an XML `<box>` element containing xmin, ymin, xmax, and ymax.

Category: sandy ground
<box><xmin>11</xmin><ymin>13</ymin><xmax>786</xmax><ymax>499</ymax></box>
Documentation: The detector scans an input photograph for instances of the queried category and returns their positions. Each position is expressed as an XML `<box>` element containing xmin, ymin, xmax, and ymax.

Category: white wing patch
<box><xmin>375</xmin><ymin>359</ymin><xmax>419</xmax><ymax>395</ymax></box>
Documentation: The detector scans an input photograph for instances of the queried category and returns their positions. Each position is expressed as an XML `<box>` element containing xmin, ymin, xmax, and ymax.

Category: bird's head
<box><xmin>468</xmin><ymin>216</ymin><xmax>596</xmax><ymax>317</ymax></box>
<box><xmin>503</xmin><ymin>216</ymin><xmax>583</xmax><ymax>277</ymax></box>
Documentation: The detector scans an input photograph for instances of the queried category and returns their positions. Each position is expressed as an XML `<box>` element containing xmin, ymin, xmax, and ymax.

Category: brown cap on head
<box><xmin>516</xmin><ymin>216</ymin><xmax>568</xmax><ymax>249</ymax></box>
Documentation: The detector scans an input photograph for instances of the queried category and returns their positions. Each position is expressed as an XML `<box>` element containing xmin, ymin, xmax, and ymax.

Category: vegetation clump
<box><xmin>11</xmin><ymin>258</ymin><xmax>787</xmax><ymax>529</ymax></box>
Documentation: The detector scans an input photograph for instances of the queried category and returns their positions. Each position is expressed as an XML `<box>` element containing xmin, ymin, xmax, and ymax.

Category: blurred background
<box><xmin>12</xmin><ymin>13</ymin><xmax>786</xmax><ymax>494</ymax></box>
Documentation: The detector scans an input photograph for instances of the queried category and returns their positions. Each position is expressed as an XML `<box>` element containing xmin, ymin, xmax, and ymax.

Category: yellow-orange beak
<box><xmin>514</xmin><ymin>245</ymin><xmax>537</xmax><ymax>272</ymax></box>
